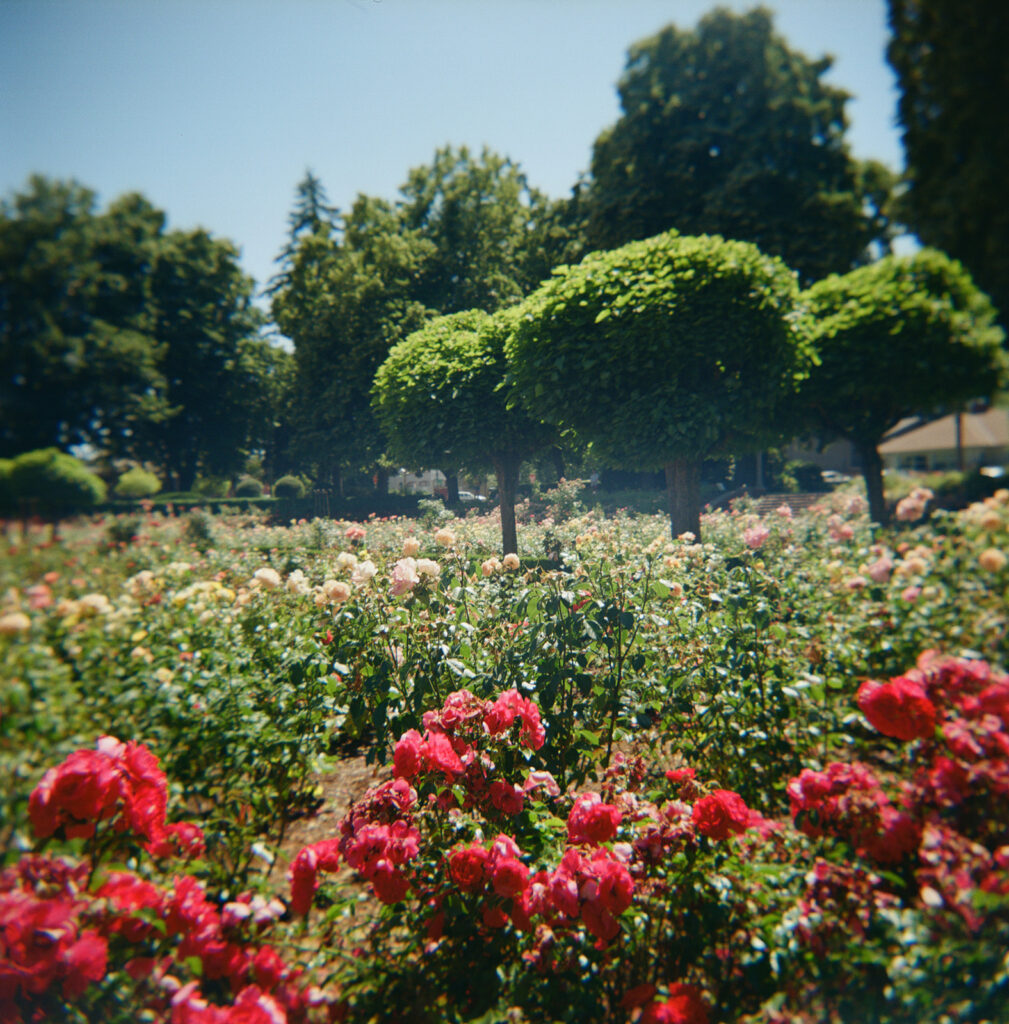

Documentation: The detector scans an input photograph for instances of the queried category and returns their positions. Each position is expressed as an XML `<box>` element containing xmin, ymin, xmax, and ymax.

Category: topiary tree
<box><xmin>799</xmin><ymin>248</ymin><xmax>1006</xmax><ymax>524</ymax></box>
<box><xmin>273</xmin><ymin>474</ymin><xmax>306</xmax><ymax>499</ymax></box>
<box><xmin>114</xmin><ymin>467</ymin><xmax>162</xmax><ymax>499</ymax></box>
<box><xmin>505</xmin><ymin>232</ymin><xmax>810</xmax><ymax>539</ymax></box>
<box><xmin>9</xmin><ymin>448</ymin><xmax>107</xmax><ymax>536</ymax></box>
<box><xmin>373</xmin><ymin>308</ymin><xmax>555</xmax><ymax>554</ymax></box>
<box><xmin>233</xmin><ymin>476</ymin><xmax>264</xmax><ymax>498</ymax></box>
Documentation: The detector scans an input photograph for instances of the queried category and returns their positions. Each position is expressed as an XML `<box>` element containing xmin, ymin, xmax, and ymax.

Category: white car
<box><xmin>458</xmin><ymin>491</ymin><xmax>487</xmax><ymax>502</ymax></box>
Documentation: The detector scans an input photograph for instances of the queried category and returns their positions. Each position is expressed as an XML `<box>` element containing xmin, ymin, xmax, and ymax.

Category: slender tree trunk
<box><xmin>857</xmin><ymin>442</ymin><xmax>888</xmax><ymax>525</ymax></box>
<box><xmin>665</xmin><ymin>458</ymin><xmax>701</xmax><ymax>540</ymax></box>
<box><xmin>445</xmin><ymin>473</ymin><xmax>460</xmax><ymax>506</ymax></box>
<box><xmin>374</xmin><ymin>468</ymin><xmax>389</xmax><ymax>495</ymax></box>
<box><xmin>494</xmin><ymin>456</ymin><xmax>520</xmax><ymax>555</ymax></box>
<box><xmin>550</xmin><ymin>447</ymin><xmax>565</xmax><ymax>482</ymax></box>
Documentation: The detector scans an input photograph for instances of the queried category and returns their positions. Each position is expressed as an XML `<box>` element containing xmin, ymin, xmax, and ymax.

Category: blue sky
<box><xmin>1</xmin><ymin>0</ymin><xmax>902</xmax><ymax>301</ymax></box>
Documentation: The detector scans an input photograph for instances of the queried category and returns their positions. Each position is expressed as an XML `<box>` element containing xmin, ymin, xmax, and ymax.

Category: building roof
<box><xmin>879</xmin><ymin>409</ymin><xmax>1009</xmax><ymax>455</ymax></box>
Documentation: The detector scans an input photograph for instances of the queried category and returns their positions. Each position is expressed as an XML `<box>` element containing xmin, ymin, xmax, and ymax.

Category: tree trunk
<box><xmin>445</xmin><ymin>472</ymin><xmax>460</xmax><ymax>506</ymax></box>
<box><xmin>857</xmin><ymin>442</ymin><xmax>888</xmax><ymax>525</ymax></box>
<box><xmin>374</xmin><ymin>468</ymin><xmax>389</xmax><ymax>495</ymax></box>
<box><xmin>956</xmin><ymin>412</ymin><xmax>965</xmax><ymax>473</ymax></box>
<box><xmin>665</xmin><ymin>458</ymin><xmax>701</xmax><ymax>540</ymax></box>
<box><xmin>494</xmin><ymin>456</ymin><xmax>520</xmax><ymax>555</ymax></box>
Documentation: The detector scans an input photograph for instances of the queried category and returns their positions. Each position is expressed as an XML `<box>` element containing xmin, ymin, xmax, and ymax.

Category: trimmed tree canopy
<box><xmin>506</xmin><ymin>231</ymin><xmax>809</xmax><ymax>537</ymax></box>
<box><xmin>373</xmin><ymin>308</ymin><xmax>554</xmax><ymax>553</ymax></box>
<box><xmin>800</xmin><ymin>248</ymin><xmax>1006</xmax><ymax>523</ymax></box>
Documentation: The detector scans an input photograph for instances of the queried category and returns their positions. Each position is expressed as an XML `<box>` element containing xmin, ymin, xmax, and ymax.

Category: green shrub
<box><xmin>194</xmin><ymin>476</ymin><xmax>230</xmax><ymax>498</ymax></box>
<box><xmin>182</xmin><ymin>509</ymin><xmax>215</xmax><ymax>551</ymax></box>
<box><xmin>0</xmin><ymin>459</ymin><xmax>13</xmax><ymax>516</ymax></box>
<box><xmin>233</xmin><ymin>475</ymin><xmax>264</xmax><ymax>497</ymax></box>
<box><xmin>114</xmin><ymin>467</ymin><xmax>162</xmax><ymax>499</ymax></box>
<box><xmin>272</xmin><ymin>474</ymin><xmax>306</xmax><ymax>499</ymax></box>
<box><xmin>9</xmin><ymin>448</ymin><xmax>107</xmax><ymax>516</ymax></box>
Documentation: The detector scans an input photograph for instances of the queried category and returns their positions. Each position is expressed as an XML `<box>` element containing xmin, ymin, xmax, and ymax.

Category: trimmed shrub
<box><xmin>272</xmin><ymin>474</ymin><xmax>306</xmax><ymax>499</ymax></box>
<box><xmin>233</xmin><ymin>475</ymin><xmax>263</xmax><ymax>497</ymax></box>
<box><xmin>9</xmin><ymin>448</ymin><xmax>107</xmax><ymax>517</ymax></box>
<box><xmin>114</xmin><ymin>467</ymin><xmax>162</xmax><ymax>499</ymax></box>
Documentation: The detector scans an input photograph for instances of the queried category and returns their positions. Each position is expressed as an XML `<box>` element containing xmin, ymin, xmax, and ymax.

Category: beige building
<box><xmin>878</xmin><ymin>408</ymin><xmax>1009</xmax><ymax>473</ymax></box>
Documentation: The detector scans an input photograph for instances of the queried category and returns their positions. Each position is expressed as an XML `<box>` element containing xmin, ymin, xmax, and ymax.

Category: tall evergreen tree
<box><xmin>887</xmin><ymin>0</ymin><xmax>1009</xmax><ymax>325</ymax></box>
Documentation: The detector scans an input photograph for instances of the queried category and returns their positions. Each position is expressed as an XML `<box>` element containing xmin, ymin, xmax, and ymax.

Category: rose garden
<box><xmin>1</xmin><ymin>480</ymin><xmax>1008</xmax><ymax>1022</ymax></box>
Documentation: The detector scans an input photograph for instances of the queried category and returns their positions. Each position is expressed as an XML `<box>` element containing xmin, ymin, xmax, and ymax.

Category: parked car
<box><xmin>458</xmin><ymin>490</ymin><xmax>487</xmax><ymax>502</ymax></box>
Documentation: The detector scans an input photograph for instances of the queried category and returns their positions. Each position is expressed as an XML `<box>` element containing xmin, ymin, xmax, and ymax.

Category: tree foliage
<box><xmin>0</xmin><ymin>177</ymin><xmax>165</xmax><ymax>457</ymax></box>
<box><xmin>8</xmin><ymin>447</ymin><xmax>107</xmax><ymax>518</ymax></box>
<box><xmin>272</xmin><ymin>192</ymin><xmax>432</xmax><ymax>486</ymax></box>
<box><xmin>585</xmin><ymin>7</ymin><xmax>893</xmax><ymax>284</ymax></box>
<box><xmin>399</xmin><ymin>145</ymin><xmax>566</xmax><ymax>315</ymax></box>
<box><xmin>800</xmin><ymin>248</ymin><xmax>1006</xmax><ymax>523</ymax></box>
<box><xmin>506</xmin><ymin>231</ymin><xmax>809</xmax><ymax>537</ymax></box>
<box><xmin>373</xmin><ymin>308</ymin><xmax>554</xmax><ymax>553</ymax></box>
<box><xmin>887</xmin><ymin>0</ymin><xmax>1009</xmax><ymax>325</ymax></box>
<box><xmin>128</xmin><ymin>228</ymin><xmax>269</xmax><ymax>491</ymax></box>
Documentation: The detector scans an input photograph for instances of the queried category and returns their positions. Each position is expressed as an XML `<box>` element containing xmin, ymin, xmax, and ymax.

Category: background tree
<box><xmin>373</xmin><ymin>308</ymin><xmax>554</xmax><ymax>554</ymax></box>
<box><xmin>887</xmin><ymin>0</ymin><xmax>1009</xmax><ymax>326</ymax></box>
<box><xmin>399</xmin><ymin>144</ymin><xmax>566</xmax><ymax>314</ymax></box>
<box><xmin>799</xmin><ymin>249</ymin><xmax>1006</xmax><ymax>524</ymax></box>
<box><xmin>132</xmin><ymin>229</ymin><xmax>266</xmax><ymax>491</ymax></box>
<box><xmin>584</xmin><ymin>7</ymin><xmax>893</xmax><ymax>283</ymax></box>
<box><xmin>506</xmin><ymin>231</ymin><xmax>809</xmax><ymax>539</ymax></box>
<box><xmin>0</xmin><ymin>176</ymin><xmax>165</xmax><ymax>457</ymax></box>
<box><xmin>271</xmin><ymin>191</ymin><xmax>432</xmax><ymax>492</ymax></box>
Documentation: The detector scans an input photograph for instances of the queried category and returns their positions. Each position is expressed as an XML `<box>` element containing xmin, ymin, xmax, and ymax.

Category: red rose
<box><xmin>857</xmin><ymin>677</ymin><xmax>937</xmax><ymax>741</ymax></box>
<box><xmin>641</xmin><ymin>984</ymin><xmax>710</xmax><ymax>1024</ymax></box>
<box><xmin>393</xmin><ymin>729</ymin><xmax>426</xmax><ymax>779</ymax></box>
<box><xmin>489</xmin><ymin>780</ymin><xmax>525</xmax><ymax>816</ymax></box>
<box><xmin>449</xmin><ymin>844</ymin><xmax>490</xmax><ymax>893</ymax></box>
<box><xmin>491</xmin><ymin>857</ymin><xmax>529</xmax><ymax>899</ymax></box>
<box><xmin>567</xmin><ymin>793</ymin><xmax>622</xmax><ymax>844</ymax></box>
<box><xmin>691</xmin><ymin>790</ymin><xmax>750</xmax><ymax>841</ymax></box>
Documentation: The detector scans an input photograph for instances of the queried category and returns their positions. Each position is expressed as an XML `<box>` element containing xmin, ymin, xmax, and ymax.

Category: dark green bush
<box><xmin>114</xmin><ymin>467</ymin><xmax>162</xmax><ymax>498</ymax></box>
<box><xmin>9</xmin><ymin>448</ymin><xmax>107</xmax><ymax>516</ymax></box>
<box><xmin>272</xmin><ymin>474</ymin><xmax>306</xmax><ymax>498</ymax></box>
<box><xmin>233</xmin><ymin>475</ymin><xmax>263</xmax><ymax>497</ymax></box>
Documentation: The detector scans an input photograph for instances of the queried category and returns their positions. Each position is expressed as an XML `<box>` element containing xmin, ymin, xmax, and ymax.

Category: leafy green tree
<box><xmin>585</xmin><ymin>7</ymin><xmax>893</xmax><ymax>283</ymax></box>
<box><xmin>133</xmin><ymin>229</ymin><xmax>266</xmax><ymax>491</ymax></box>
<box><xmin>800</xmin><ymin>249</ymin><xmax>1006</xmax><ymax>524</ymax></box>
<box><xmin>506</xmin><ymin>232</ymin><xmax>809</xmax><ymax>538</ymax></box>
<box><xmin>0</xmin><ymin>176</ymin><xmax>166</xmax><ymax>456</ymax></box>
<box><xmin>887</xmin><ymin>0</ymin><xmax>1009</xmax><ymax>325</ymax></box>
<box><xmin>9</xmin><ymin>448</ymin><xmax>107</xmax><ymax>526</ymax></box>
<box><xmin>399</xmin><ymin>145</ymin><xmax>564</xmax><ymax>314</ymax></box>
<box><xmin>272</xmin><ymin>191</ymin><xmax>432</xmax><ymax>490</ymax></box>
<box><xmin>373</xmin><ymin>309</ymin><xmax>554</xmax><ymax>554</ymax></box>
